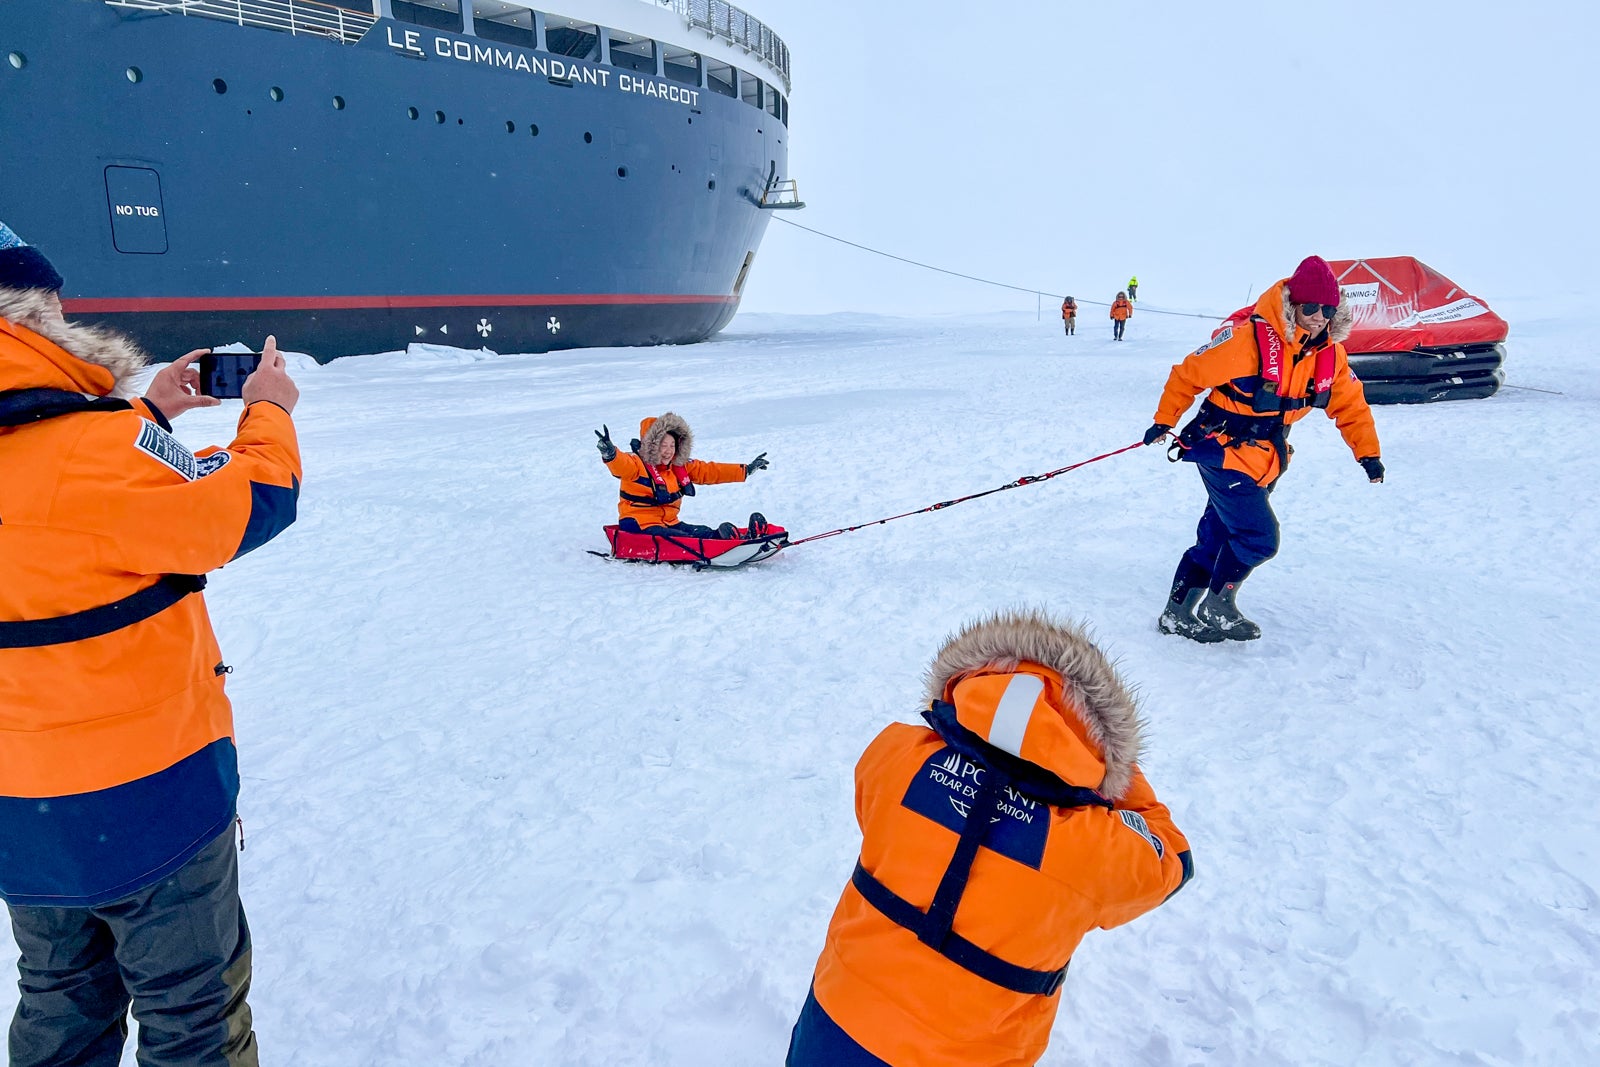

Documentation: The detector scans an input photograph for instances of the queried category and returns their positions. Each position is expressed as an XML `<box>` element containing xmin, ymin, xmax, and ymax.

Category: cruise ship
<box><xmin>0</xmin><ymin>0</ymin><xmax>798</xmax><ymax>359</ymax></box>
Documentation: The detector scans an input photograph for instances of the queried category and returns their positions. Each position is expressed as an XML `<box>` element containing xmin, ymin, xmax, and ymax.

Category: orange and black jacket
<box><xmin>0</xmin><ymin>312</ymin><xmax>301</xmax><ymax>906</ymax></box>
<box><xmin>1153</xmin><ymin>280</ymin><xmax>1379</xmax><ymax>487</ymax></box>
<box><xmin>1060</xmin><ymin>300</ymin><xmax>1076</xmax><ymax>319</ymax></box>
<box><xmin>802</xmin><ymin>617</ymin><xmax>1192</xmax><ymax>1067</ymax></box>
<box><xmin>603</xmin><ymin>416</ymin><xmax>745</xmax><ymax>527</ymax></box>
<box><xmin>1110</xmin><ymin>297</ymin><xmax>1133</xmax><ymax>321</ymax></box>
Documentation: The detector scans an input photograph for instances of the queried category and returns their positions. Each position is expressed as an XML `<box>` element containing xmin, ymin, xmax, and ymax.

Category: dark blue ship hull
<box><xmin>0</xmin><ymin>0</ymin><xmax>787</xmax><ymax>359</ymax></box>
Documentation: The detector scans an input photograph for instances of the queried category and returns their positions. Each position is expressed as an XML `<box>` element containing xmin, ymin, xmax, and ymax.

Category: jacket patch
<box><xmin>902</xmin><ymin>748</ymin><xmax>1049</xmax><ymax>870</ymax></box>
<box><xmin>195</xmin><ymin>451</ymin><xmax>232</xmax><ymax>478</ymax></box>
<box><xmin>134</xmin><ymin>421</ymin><xmax>197</xmax><ymax>481</ymax></box>
<box><xmin>1117</xmin><ymin>809</ymin><xmax>1165</xmax><ymax>858</ymax></box>
<box><xmin>1189</xmin><ymin>326</ymin><xmax>1233</xmax><ymax>359</ymax></box>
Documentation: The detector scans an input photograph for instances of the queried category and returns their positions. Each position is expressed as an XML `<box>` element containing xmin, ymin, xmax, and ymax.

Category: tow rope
<box><xmin>786</xmin><ymin>441</ymin><xmax>1144</xmax><ymax>548</ymax></box>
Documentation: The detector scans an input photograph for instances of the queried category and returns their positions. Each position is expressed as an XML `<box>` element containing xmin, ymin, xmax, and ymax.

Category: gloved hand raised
<box><xmin>1143</xmin><ymin>423</ymin><xmax>1172</xmax><ymax>446</ymax></box>
<box><xmin>595</xmin><ymin>425</ymin><xmax>617</xmax><ymax>462</ymax></box>
<box><xmin>1359</xmin><ymin>456</ymin><xmax>1384</xmax><ymax>483</ymax></box>
<box><xmin>744</xmin><ymin>452</ymin><xmax>769</xmax><ymax>476</ymax></box>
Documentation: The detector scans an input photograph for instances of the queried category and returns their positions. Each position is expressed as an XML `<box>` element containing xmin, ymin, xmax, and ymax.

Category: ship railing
<box><xmin>672</xmin><ymin>0</ymin><xmax>790</xmax><ymax>93</ymax></box>
<box><xmin>756</xmin><ymin>178</ymin><xmax>804</xmax><ymax>210</ymax></box>
<box><xmin>104</xmin><ymin>0</ymin><xmax>378</xmax><ymax>45</ymax></box>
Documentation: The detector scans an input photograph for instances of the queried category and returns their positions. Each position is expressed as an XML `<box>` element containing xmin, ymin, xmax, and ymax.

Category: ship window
<box><xmin>269</xmin><ymin>86</ymin><xmax>284</xmax><ymax>102</ymax></box>
<box><xmin>707</xmin><ymin>180</ymin><xmax>716</xmax><ymax>191</ymax></box>
<box><xmin>765</xmin><ymin>84</ymin><xmax>780</xmax><ymax>119</ymax></box>
<box><xmin>782</xmin><ymin>96</ymin><xmax>788</xmax><ymax>125</ymax></box>
<box><xmin>392</xmin><ymin>0</ymin><xmax>462</xmax><ymax>34</ymax></box>
<box><xmin>333</xmin><ymin>95</ymin><xmax>345</xmax><ymax>110</ymax></box>
<box><xmin>505</xmin><ymin>120</ymin><xmax>515</xmax><ymax>133</ymax></box>
<box><xmin>544</xmin><ymin>16</ymin><xmax>599</xmax><ymax>61</ymax></box>
<box><xmin>8</xmin><ymin>53</ymin><xmax>26</xmax><ymax>70</ymax></box>
<box><xmin>434</xmin><ymin>110</ymin><xmax>446</xmax><ymax>123</ymax></box>
<box><xmin>408</xmin><ymin>107</ymin><xmax>420</xmax><ymax>120</ymax></box>
<box><xmin>617</xmin><ymin>166</ymin><xmax>628</xmax><ymax>179</ymax></box>
<box><xmin>662</xmin><ymin>46</ymin><xmax>700</xmax><ymax>87</ymax></box>
<box><xmin>607</xmin><ymin>33</ymin><xmax>655</xmax><ymax>75</ymax></box>
<box><xmin>126</xmin><ymin>67</ymin><xmax>144</xmax><ymax>84</ymax></box>
<box><xmin>705</xmin><ymin>59</ymin><xmax>736</xmax><ymax>98</ymax></box>
<box><xmin>583</xmin><ymin>131</ymin><xmax>593</xmax><ymax>144</ymax></box>
<box><xmin>529</xmin><ymin>123</ymin><xmax>540</xmax><ymax>136</ymax></box>
<box><xmin>212</xmin><ymin>78</ymin><xmax>227</xmax><ymax>94</ymax></box>
<box><xmin>740</xmin><ymin>73</ymin><xmax>762</xmax><ymax>110</ymax></box>
<box><xmin>474</xmin><ymin>3</ymin><xmax>534</xmax><ymax>49</ymax></box>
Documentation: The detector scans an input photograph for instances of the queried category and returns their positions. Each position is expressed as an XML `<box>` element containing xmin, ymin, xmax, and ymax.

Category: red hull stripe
<box><xmin>62</xmin><ymin>293</ymin><xmax>734</xmax><ymax>313</ymax></box>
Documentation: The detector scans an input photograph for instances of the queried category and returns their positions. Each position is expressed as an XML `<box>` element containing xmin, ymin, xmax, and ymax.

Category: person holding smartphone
<box><xmin>1141</xmin><ymin>255</ymin><xmax>1382</xmax><ymax>643</ymax></box>
<box><xmin>0</xmin><ymin>220</ymin><xmax>300</xmax><ymax>1067</ymax></box>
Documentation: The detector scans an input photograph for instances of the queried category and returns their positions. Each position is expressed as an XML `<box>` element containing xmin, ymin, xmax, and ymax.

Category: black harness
<box><xmin>849</xmin><ymin>701</ymin><xmax>1114</xmax><ymax>997</ymax></box>
<box><xmin>0</xmin><ymin>388</ymin><xmax>206</xmax><ymax>648</ymax></box>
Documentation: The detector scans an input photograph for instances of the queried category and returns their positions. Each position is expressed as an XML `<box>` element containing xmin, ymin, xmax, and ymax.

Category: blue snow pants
<box><xmin>6</xmin><ymin>827</ymin><xmax>257</xmax><ymax>1067</ymax></box>
<box><xmin>786</xmin><ymin>986</ymin><xmax>890</xmax><ymax>1066</ymax></box>
<box><xmin>1179</xmin><ymin>458</ymin><xmax>1280</xmax><ymax>590</ymax></box>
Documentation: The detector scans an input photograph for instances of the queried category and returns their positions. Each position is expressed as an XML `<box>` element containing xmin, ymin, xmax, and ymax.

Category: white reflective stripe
<box><xmin>986</xmin><ymin>674</ymin><xmax>1043</xmax><ymax>758</ymax></box>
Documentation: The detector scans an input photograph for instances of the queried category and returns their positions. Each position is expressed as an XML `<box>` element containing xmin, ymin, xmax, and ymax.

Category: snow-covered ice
<box><xmin>5</xmin><ymin>305</ymin><xmax>1596</xmax><ymax>1065</ymax></box>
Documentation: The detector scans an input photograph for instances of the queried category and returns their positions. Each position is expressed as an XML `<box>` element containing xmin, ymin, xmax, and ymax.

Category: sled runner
<box><xmin>593</xmin><ymin>523</ymin><xmax>789</xmax><ymax>569</ymax></box>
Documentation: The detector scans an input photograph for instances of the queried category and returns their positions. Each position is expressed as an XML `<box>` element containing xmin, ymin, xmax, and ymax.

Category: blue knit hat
<box><xmin>0</xmin><ymin>221</ymin><xmax>65</xmax><ymax>292</ymax></box>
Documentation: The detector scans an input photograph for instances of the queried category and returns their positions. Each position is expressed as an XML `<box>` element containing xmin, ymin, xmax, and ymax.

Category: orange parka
<box><xmin>602</xmin><ymin>412</ymin><xmax>745</xmax><ymax>527</ymax></box>
<box><xmin>799</xmin><ymin>611</ymin><xmax>1192</xmax><ymax>1067</ymax></box>
<box><xmin>1060</xmin><ymin>299</ymin><xmax>1076</xmax><ymax>320</ymax></box>
<box><xmin>1110</xmin><ymin>297</ymin><xmax>1133</xmax><ymax>321</ymax></box>
<box><xmin>0</xmin><ymin>298</ymin><xmax>302</xmax><ymax>906</ymax></box>
<box><xmin>1153</xmin><ymin>281</ymin><xmax>1379</xmax><ymax>487</ymax></box>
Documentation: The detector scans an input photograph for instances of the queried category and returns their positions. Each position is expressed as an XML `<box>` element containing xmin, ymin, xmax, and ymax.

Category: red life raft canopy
<box><xmin>1327</xmin><ymin>257</ymin><xmax>1509</xmax><ymax>354</ymax></box>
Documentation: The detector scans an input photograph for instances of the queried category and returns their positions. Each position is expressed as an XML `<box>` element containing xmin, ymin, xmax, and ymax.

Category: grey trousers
<box><xmin>6</xmin><ymin>826</ymin><xmax>257</xmax><ymax>1067</ymax></box>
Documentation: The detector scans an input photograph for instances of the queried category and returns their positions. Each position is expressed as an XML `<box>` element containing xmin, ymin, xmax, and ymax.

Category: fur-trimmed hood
<box><xmin>923</xmin><ymin>608</ymin><xmax>1143</xmax><ymax>799</ymax></box>
<box><xmin>0</xmin><ymin>288</ymin><xmax>148</xmax><ymax>396</ymax></box>
<box><xmin>637</xmin><ymin>412</ymin><xmax>693</xmax><ymax>466</ymax></box>
<box><xmin>1260</xmin><ymin>280</ymin><xmax>1354</xmax><ymax>347</ymax></box>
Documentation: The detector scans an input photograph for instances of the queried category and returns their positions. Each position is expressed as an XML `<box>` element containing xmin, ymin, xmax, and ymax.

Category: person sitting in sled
<box><xmin>595</xmin><ymin>412</ymin><xmax>770</xmax><ymax>540</ymax></box>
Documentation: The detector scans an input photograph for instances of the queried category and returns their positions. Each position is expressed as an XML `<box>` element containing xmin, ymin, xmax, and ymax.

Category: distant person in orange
<box><xmin>1060</xmin><ymin>296</ymin><xmax>1077</xmax><ymax>336</ymax></box>
<box><xmin>786</xmin><ymin>608</ymin><xmax>1193</xmax><ymax>1067</ymax></box>
<box><xmin>1110</xmin><ymin>291</ymin><xmax>1133</xmax><ymax>340</ymax></box>
<box><xmin>1142</xmin><ymin>255</ymin><xmax>1382</xmax><ymax>642</ymax></box>
<box><xmin>596</xmin><ymin>412</ymin><xmax>770</xmax><ymax>539</ymax></box>
<box><xmin>1</xmin><ymin>219</ymin><xmax>301</xmax><ymax>1066</ymax></box>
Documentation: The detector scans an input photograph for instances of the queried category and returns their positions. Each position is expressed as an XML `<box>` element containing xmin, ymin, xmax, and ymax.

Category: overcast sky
<box><xmin>736</xmin><ymin>0</ymin><xmax>1598</xmax><ymax>319</ymax></box>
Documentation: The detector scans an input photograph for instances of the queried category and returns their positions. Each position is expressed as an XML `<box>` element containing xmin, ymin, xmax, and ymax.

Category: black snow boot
<box><xmin>715</xmin><ymin>522</ymin><xmax>738</xmax><ymax>540</ymax></box>
<box><xmin>746</xmin><ymin>512</ymin><xmax>769</xmax><ymax>539</ymax></box>
<box><xmin>1196</xmin><ymin>581</ymin><xmax>1262</xmax><ymax>641</ymax></box>
<box><xmin>1158</xmin><ymin>557</ymin><xmax>1224</xmax><ymax>643</ymax></box>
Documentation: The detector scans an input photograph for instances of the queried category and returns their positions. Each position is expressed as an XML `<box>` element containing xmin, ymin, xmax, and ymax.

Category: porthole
<box><xmin>269</xmin><ymin>86</ymin><xmax>283</xmax><ymax>102</ymax></box>
<box><xmin>456</xmin><ymin>118</ymin><xmax>463</xmax><ymax>125</ymax></box>
<box><xmin>505</xmin><ymin>120</ymin><xmax>515</xmax><ymax>133</ymax></box>
<box><xmin>125</xmin><ymin>67</ymin><xmax>143</xmax><ymax>83</ymax></box>
<box><xmin>707</xmin><ymin>180</ymin><xmax>716</xmax><ymax>191</ymax></box>
<box><xmin>407</xmin><ymin>106</ymin><xmax>419</xmax><ymax>120</ymax></box>
<box><xmin>8</xmin><ymin>53</ymin><xmax>27</xmax><ymax>70</ymax></box>
<box><xmin>212</xmin><ymin>78</ymin><xmax>227</xmax><ymax>94</ymax></box>
<box><xmin>583</xmin><ymin>131</ymin><xmax>592</xmax><ymax>144</ymax></box>
<box><xmin>434</xmin><ymin>110</ymin><xmax>445</xmax><ymax>123</ymax></box>
<box><xmin>617</xmin><ymin>166</ymin><xmax>628</xmax><ymax>179</ymax></box>
<box><xmin>333</xmin><ymin>95</ymin><xmax>345</xmax><ymax>110</ymax></box>
<box><xmin>529</xmin><ymin>123</ymin><xmax>540</xmax><ymax>137</ymax></box>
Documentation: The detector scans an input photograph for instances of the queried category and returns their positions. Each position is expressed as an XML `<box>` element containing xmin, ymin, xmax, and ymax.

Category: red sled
<box><xmin>598</xmin><ymin>523</ymin><xmax>789</xmax><ymax>569</ymax></box>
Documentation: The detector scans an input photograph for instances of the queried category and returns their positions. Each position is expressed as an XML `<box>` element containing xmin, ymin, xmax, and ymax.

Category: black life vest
<box><xmin>618</xmin><ymin>456</ymin><xmax>696</xmax><ymax>508</ymax></box>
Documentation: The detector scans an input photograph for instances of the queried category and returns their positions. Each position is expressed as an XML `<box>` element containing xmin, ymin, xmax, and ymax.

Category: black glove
<box><xmin>595</xmin><ymin>425</ymin><xmax>617</xmax><ymax>462</ymax></box>
<box><xmin>1360</xmin><ymin>456</ymin><xmax>1384</xmax><ymax>483</ymax></box>
<box><xmin>744</xmin><ymin>452</ymin><xmax>768</xmax><ymax>475</ymax></box>
<box><xmin>1143</xmin><ymin>423</ymin><xmax>1172</xmax><ymax>446</ymax></box>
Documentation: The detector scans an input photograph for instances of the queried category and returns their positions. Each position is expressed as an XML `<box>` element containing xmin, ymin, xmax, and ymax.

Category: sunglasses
<box><xmin>1298</xmin><ymin>301</ymin><xmax>1339</xmax><ymax>319</ymax></box>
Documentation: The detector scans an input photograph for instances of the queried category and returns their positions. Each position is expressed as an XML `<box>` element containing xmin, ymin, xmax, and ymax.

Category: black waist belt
<box><xmin>0</xmin><ymin>574</ymin><xmax>206</xmax><ymax>650</ymax></box>
<box><xmin>1183</xmin><ymin>399</ymin><xmax>1284</xmax><ymax>446</ymax></box>
<box><xmin>850</xmin><ymin>862</ymin><xmax>1068</xmax><ymax>996</ymax></box>
<box><xmin>1216</xmin><ymin>382</ymin><xmax>1314</xmax><ymax>413</ymax></box>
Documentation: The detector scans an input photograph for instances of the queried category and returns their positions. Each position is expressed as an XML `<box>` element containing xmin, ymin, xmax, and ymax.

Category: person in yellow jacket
<box><xmin>1142</xmin><ymin>255</ymin><xmax>1381</xmax><ymax>642</ymax></box>
<box><xmin>1126</xmin><ymin>276</ymin><xmax>1138</xmax><ymax>301</ymax></box>
<box><xmin>1059</xmin><ymin>296</ymin><xmax>1077</xmax><ymax>336</ymax></box>
<box><xmin>595</xmin><ymin>411</ymin><xmax>770</xmax><ymax>539</ymax></box>
<box><xmin>0</xmin><ymin>221</ymin><xmax>301</xmax><ymax>1067</ymax></box>
<box><xmin>788</xmin><ymin>608</ymin><xmax>1192</xmax><ymax>1067</ymax></box>
<box><xmin>1110</xmin><ymin>292</ymin><xmax>1133</xmax><ymax>340</ymax></box>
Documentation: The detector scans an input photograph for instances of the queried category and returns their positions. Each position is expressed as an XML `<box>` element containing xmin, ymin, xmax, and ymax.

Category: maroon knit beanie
<box><xmin>1285</xmin><ymin>255</ymin><xmax>1338</xmax><ymax>306</ymax></box>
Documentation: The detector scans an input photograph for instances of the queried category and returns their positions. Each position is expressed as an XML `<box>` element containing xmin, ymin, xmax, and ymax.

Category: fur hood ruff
<box><xmin>0</xmin><ymin>288</ymin><xmax>149</xmax><ymax>396</ymax></box>
<box><xmin>638</xmin><ymin>411</ymin><xmax>693</xmax><ymax>466</ymax></box>
<box><xmin>924</xmin><ymin>608</ymin><xmax>1144</xmax><ymax>799</ymax></box>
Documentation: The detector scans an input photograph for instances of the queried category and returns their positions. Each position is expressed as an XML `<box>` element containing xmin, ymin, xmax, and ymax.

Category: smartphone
<box><xmin>197</xmin><ymin>351</ymin><xmax>263</xmax><ymax>399</ymax></box>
